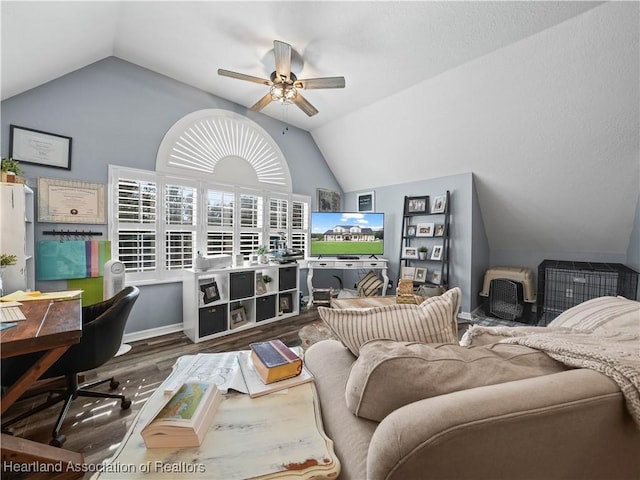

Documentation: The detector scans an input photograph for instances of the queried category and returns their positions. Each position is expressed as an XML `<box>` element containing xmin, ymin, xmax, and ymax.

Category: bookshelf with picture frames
<box><xmin>398</xmin><ymin>191</ymin><xmax>450</xmax><ymax>291</ymax></box>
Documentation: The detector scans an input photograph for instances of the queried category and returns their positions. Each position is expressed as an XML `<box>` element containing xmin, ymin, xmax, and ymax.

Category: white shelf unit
<box><xmin>183</xmin><ymin>263</ymin><xmax>300</xmax><ymax>343</ymax></box>
<box><xmin>0</xmin><ymin>183</ymin><xmax>35</xmax><ymax>294</ymax></box>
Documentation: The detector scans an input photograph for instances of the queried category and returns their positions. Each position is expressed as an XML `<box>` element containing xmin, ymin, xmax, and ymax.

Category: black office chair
<box><xmin>1</xmin><ymin>286</ymin><xmax>139</xmax><ymax>447</ymax></box>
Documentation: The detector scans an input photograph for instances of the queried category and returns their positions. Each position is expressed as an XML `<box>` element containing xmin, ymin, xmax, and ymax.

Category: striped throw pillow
<box><xmin>357</xmin><ymin>271</ymin><xmax>384</xmax><ymax>297</ymax></box>
<box><xmin>547</xmin><ymin>296</ymin><xmax>640</xmax><ymax>332</ymax></box>
<box><xmin>318</xmin><ymin>287</ymin><xmax>460</xmax><ymax>356</ymax></box>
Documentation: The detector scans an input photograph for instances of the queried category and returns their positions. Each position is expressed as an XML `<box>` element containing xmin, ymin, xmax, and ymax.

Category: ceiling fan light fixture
<box><xmin>270</xmin><ymin>84</ymin><xmax>297</xmax><ymax>104</ymax></box>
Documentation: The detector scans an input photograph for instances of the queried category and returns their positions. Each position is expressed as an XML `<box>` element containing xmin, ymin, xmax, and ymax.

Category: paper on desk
<box><xmin>163</xmin><ymin>352</ymin><xmax>248</xmax><ymax>396</ymax></box>
<box><xmin>0</xmin><ymin>290</ymin><xmax>83</xmax><ymax>302</ymax></box>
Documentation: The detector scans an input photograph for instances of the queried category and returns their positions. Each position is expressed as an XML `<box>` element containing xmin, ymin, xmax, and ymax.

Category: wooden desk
<box><xmin>1</xmin><ymin>298</ymin><xmax>85</xmax><ymax>477</ymax></box>
<box><xmin>95</xmin><ymin>355</ymin><xmax>340</xmax><ymax>480</ymax></box>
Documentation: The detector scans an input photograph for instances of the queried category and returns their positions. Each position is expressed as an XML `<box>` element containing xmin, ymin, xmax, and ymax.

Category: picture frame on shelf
<box><xmin>416</xmin><ymin>222</ymin><xmax>434</xmax><ymax>237</ymax></box>
<box><xmin>405</xmin><ymin>196</ymin><xmax>429</xmax><ymax>215</ymax></box>
<box><xmin>402</xmin><ymin>246</ymin><xmax>419</xmax><ymax>259</ymax></box>
<box><xmin>317</xmin><ymin>188</ymin><xmax>341</xmax><ymax>212</ymax></box>
<box><xmin>431</xmin><ymin>271</ymin><xmax>442</xmax><ymax>285</ymax></box>
<box><xmin>230</xmin><ymin>306</ymin><xmax>248</xmax><ymax>329</ymax></box>
<box><xmin>200</xmin><ymin>280</ymin><xmax>221</xmax><ymax>304</ymax></box>
<box><xmin>434</xmin><ymin>224</ymin><xmax>445</xmax><ymax>237</ymax></box>
<box><xmin>430</xmin><ymin>194</ymin><xmax>447</xmax><ymax>214</ymax></box>
<box><xmin>255</xmin><ymin>272</ymin><xmax>267</xmax><ymax>295</ymax></box>
<box><xmin>357</xmin><ymin>191</ymin><xmax>375</xmax><ymax>213</ymax></box>
<box><xmin>405</xmin><ymin>225</ymin><xmax>417</xmax><ymax>237</ymax></box>
<box><xmin>414</xmin><ymin>267</ymin><xmax>427</xmax><ymax>283</ymax></box>
<box><xmin>430</xmin><ymin>245</ymin><xmax>443</xmax><ymax>261</ymax></box>
<box><xmin>9</xmin><ymin>125</ymin><xmax>72</xmax><ymax>170</ymax></box>
<box><xmin>401</xmin><ymin>266</ymin><xmax>416</xmax><ymax>280</ymax></box>
<box><xmin>279</xmin><ymin>293</ymin><xmax>293</xmax><ymax>314</ymax></box>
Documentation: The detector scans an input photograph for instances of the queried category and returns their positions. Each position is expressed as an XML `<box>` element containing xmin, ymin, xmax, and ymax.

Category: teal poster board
<box><xmin>36</xmin><ymin>240</ymin><xmax>110</xmax><ymax>281</ymax></box>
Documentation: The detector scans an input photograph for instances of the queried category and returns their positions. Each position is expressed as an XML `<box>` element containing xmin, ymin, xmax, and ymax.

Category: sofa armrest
<box><xmin>368</xmin><ymin>369</ymin><xmax>640</xmax><ymax>480</ymax></box>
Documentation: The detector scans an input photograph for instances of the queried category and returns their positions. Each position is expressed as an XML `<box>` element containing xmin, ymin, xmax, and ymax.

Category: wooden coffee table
<box><xmin>330</xmin><ymin>296</ymin><xmax>396</xmax><ymax>309</ymax></box>
<box><xmin>94</xmin><ymin>355</ymin><xmax>340</xmax><ymax>480</ymax></box>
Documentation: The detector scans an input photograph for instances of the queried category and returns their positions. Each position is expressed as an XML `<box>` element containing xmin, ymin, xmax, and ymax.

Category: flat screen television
<box><xmin>310</xmin><ymin>212</ymin><xmax>384</xmax><ymax>257</ymax></box>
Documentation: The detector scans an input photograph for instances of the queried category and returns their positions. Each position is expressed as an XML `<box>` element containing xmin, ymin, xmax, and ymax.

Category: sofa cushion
<box><xmin>548</xmin><ymin>295</ymin><xmax>640</xmax><ymax>333</ymax></box>
<box><xmin>318</xmin><ymin>287</ymin><xmax>460</xmax><ymax>356</ymax></box>
<box><xmin>345</xmin><ymin>339</ymin><xmax>567</xmax><ymax>421</ymax></box>
<box><xmin>357</xmin><ymin>271</ymin><xmax>384</xmax><ymax>297</ymax></box>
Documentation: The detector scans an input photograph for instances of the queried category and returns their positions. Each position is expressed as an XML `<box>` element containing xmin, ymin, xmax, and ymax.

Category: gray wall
<box><xmin>0</xmin><ymin>56</ymin><xmax>341</xmax><ymax>335</ymax></box>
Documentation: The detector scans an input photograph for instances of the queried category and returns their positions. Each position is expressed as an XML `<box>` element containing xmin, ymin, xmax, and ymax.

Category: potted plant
<box><xmin>256</xmin><ymin>245</ymin><xmax>270</xmax><ymax>264</ymax></box>
<box><xmin>418</xmin><ymin>246</ymin><xmax>428</xmax><ymax>260</ymax></box>
<box><xmin>1</xmin><ymin>158</ymin><xmax>22</xmax><ymax>183</ymax></box>
<box><xmin>0</xmin><ymin>253</ymin><xmax>17</xmax><ymax>296</ymax></box>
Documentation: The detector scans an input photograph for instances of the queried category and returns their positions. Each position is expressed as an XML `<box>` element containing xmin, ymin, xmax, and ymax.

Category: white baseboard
<box><xmin>457</xmin><ymin>311</ymin><xmax>473</xmax><ymax>322</ymax></box>
<box><xmin>123</xmin><ymin>323</ymin><xmax>183</xmax><ymax>344</ymax></box>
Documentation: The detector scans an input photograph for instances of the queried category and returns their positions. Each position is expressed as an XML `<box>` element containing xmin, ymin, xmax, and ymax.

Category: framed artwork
<box><xmin>317</xmin><ymin>188</ymin><xmax>341</xmax><ymax>212</ymax></box>
<box><xmin>414</xmin><ymin>267</ymin><xmax>427</xmax><ymax>283</ymax></box>
<box><xmin>416</xmin><ymin>223</ymin><xmax>434</xmax><ymax>237</ymax></box>
<box><xmin>434</xmin><ymin>224</ymin><xmax>445</xmax><ymax>237</ymax></box>
<box><xmin>402</xmin><ymin>246</ymin><xmax>419</xmax><ymax>259</ymax></box>
<box><xmin>431</xmin><ymin>245</ymin><xmax>443</xmax><ymax>261</ymax></box>
<box><xmin>200</xmin><ymin>280</ymin><xmax>221</xmax><ymax>304</ymax></box>
<box><xmin>405</xmin><ymin>196</ymin><xmax>429</xmax><ymax>215</ymax></box>
<box><xmin>357</xmin><ymin>191</ymin><xmax>375</xmax><ymax>212</ymax></box>
<box><xmin>431</xmin><ymin>194</ymin><xmax>447</xmax><ymax>214</ymax></box>
<box><xmin>401</xmin><ymin>266</ymin><xmax>416</xmax><ymax>280</ymax></box>
<box><xmin>9</xmin><ymin>125</ymin><xmax>72</xmax><ymax>170</ymax></box>
<box><xmin>431</xmin><ymin>271</ymin><xmax>442</xmax><ymax>285</ymax></box>
<box><xmin>279</xmin><ymin>293</ymin><xmax>293</xmax><ymax>314</ymax></box>
<box><xmin>230</xmin><ymin>306</ymin><xmax>248</xmax><ymax>329</ymax></box>
<box><xmin>405</xmin><ymin>225</ymin><xmax>416</xmax><ymax>237</ymax></box>
<box><xmin>255</xmin><ymin>272</ymin><xmax>267</xmax><ymax>295</ymax></box>
<box><xmin>38</xmin><ymin>177</ymin><xmax>106</xmax><ymax>224</ymax></box>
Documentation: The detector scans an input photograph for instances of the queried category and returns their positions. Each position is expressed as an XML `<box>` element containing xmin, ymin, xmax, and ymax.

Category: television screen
<box><xmin>310</xmin><ymin>212</ymin><xmax>384</xmax><ymax>257</ymax></box>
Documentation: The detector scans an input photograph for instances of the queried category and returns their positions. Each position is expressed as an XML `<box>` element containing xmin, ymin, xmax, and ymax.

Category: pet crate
<box><xmin>537</xmin><ymin>260</ymin><xmax>639</xmax><ymax>321</ymax></box>
<box><xmin>479</xmin><ymin>267</ymin><xmax>536</xmax><ymax>323</ymax></box>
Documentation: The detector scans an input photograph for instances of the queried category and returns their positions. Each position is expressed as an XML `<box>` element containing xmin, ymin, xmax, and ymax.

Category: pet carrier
<box><xmin>479</xmin><ymin>267</ymin><xmax>536</xmax><ymax>323</ymax></box>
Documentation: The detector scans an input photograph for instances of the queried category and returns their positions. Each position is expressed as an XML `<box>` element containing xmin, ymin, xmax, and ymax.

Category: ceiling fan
<box><xmin>218</xmin><ymin>40</ymin><xmax>345</xmax><ymax>117</ymax></box>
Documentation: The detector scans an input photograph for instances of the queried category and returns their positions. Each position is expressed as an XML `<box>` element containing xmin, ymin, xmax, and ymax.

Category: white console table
<box><xmin>306</xmin><ymin>257</ymin><xmax>389</xmax><ymax>308</ymax></box>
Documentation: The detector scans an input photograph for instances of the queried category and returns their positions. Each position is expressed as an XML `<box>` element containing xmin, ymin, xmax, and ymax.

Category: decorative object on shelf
<box><xmin>256</xmin><ymin>245</ymin><xmax>270</xmax><ymax>264</ymax></box>
<box><xmin>402</xmin><ymin>246</ymin><xmax>419</xmax><ymax>259</ymax></box>
<box><xmin>401</xmin><ymin>266</ymin><xmax>416</xmax><ymax>280</ymax></box>
<box><xmin>255</xmin><ymin>273</ymin><xmax>267</xmax><ymax>295</ymax></box>
<box><xmin>200</xmin><ymin>280</ymin><xmax>221</xmax><ymax>304</ymax></box>
<box><xmin>431</xmin><ymin>245</ymin><xmax>443</xmax><ymax>261</ymax></box>
<box><xmin>279</xmin><ymin>293</ymin><xmax>293</xmax><ymax>314</ymax></box>
<box><xmin>414</xmin><ymin>267</ymin><xmax>427</xmax><ymax>283</ymax></box>
<box><xmin>434</xmin><ymin>224</ymin><xmax>445</xmax><ymax>237</ymax></box>
<box><xmin>317</xmin><ymin>188</ymin><xmax>341</xmax><ymax>212</ymax></box>
<box><xmin>357</xmin><ymin>191</ymin><xmax>375</xmax><ymax>213</ymax></box>
<box><xmin>431</xmin><ymin>271</ymin><xmax>442</xmax><ymax>285</ymax></box>
<box><xmin>416</xmin><ymin>223</ymin><xmax>434</xmax><ymax>237</ymax></box>
<box><xmin>405</xmin><ymin>225</ymin><xmax>416</xmax><ymax>237</ymax></box>
<box><xmin>1</xmin><ymin>157</ymin><xmax>23</xmax><ymax>183</ymax></box>
<box><xmin>230</xmin><ymin>306</ymin><xmax>248</xmax><ymax>329</ymax></box>
<box><xmin>9</xmin><ymin>125</ymin><xmax>72</xmax><ymax>170</ymax></box>
<box><xmin>430</xmin><ymin>194</ymin><xmax>447</xmax><ymax>214</ymax></box>
<box><xmin>405</xmin><ymin>196</ymin><xmax>429</xmax><ymax>215</ymax></box>
<box><xmin>418</xmin><ymin>246</ymin><xmax>428</xmax><ymax>260</ymax></box>
<box><xmin>38</xmin><ymin>177</ymin><xmax>106</xmax><ymax>224</ymax></box>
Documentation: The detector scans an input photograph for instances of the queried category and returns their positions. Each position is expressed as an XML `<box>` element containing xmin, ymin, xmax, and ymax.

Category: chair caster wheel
<box><xmin>109</xmin><ymin>379</ymin><xmax>120</xmax><ymax>390</ymax></box>
<box><xmin>121</xmin><ymin>398</ymin><xmax>132</xmax><ymax>410</ymax></box>
<box><xmin>50</xmin><ymin>435</ymin><xmax>66</xmax><ymax>447</ymax></box>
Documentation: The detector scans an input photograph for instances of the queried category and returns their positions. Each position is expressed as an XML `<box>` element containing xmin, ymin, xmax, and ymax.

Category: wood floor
<box><xmin>2</xmin><ymin>309</ymin><xmax>321</xmax><ymax>478</ymax></box>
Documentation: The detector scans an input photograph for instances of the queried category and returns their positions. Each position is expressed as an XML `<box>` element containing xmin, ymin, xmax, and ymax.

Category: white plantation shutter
<box><xmin>206</xmin><ymin>189</ymin><xmax>234</xmax><ymax>256</ymax></box>
<box><xmin>165</xmin><ymin>184</ymin><xmax>196</xmax><ymax>270</ymax></box>
<box><xmin>291</xmin><ymin>198</ymin><xmax>309</xmax><ymax>255</ymax></box>
<box><xmin>239</xmin><ymin>192</ymin><xmax>263</xmax><ymax>259</ymax></box>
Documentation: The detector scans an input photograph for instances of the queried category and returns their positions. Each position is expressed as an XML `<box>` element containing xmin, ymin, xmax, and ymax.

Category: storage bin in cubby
<box><xmin>199</xmin><ymin>305</ymin><xmax>227</xmax><ymax>337</ymax></box>
<box><xmin>279</xmin><ymin>266</ymin><xmax>297</xmax><ymax>291</ymax></box>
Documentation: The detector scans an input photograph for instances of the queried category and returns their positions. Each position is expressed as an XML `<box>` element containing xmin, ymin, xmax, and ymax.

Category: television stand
<box><xmin>306</xmin><ymin>257</ymin><xmax>389</xmax><ymax>308</ymax></box>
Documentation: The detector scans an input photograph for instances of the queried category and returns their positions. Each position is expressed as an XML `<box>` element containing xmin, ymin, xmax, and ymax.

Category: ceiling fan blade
<box><xmin>250</xmin><ymin>92</ymin><xmax>273</xmax><ymax>112</ymax></box>
<box><xmin>274</xmin><ymin>40</ymin><xmax>292</xmax><ymax>82</ymax></box>
<box><xmin>293</xmin><ymin>92</ymin><xmax>319</xmax><ymax>117</ymax></box>
<box><xmin>218</xmin><ymin>69</ymin><xmax>271</xmax><ymax>86</ymax></box>
<box><xmin>294</xmin><ymin>77</ymin><xmax>346</xmax><ymax>90</ymax></box>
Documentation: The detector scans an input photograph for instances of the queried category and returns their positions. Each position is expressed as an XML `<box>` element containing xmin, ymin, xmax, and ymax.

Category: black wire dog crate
<box><xmin>537</xmin><ymin>260</ymin><xmax>638</xmax><ymax>322</ymax></box>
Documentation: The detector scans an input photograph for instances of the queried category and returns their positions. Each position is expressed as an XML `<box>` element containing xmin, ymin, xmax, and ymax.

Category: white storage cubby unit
<box><xmin>182</xmin><ymin>263</ymin><xmax>300</xmax><ymax>343</ymax></box>
<box><xmin>0</xmin><ymin>183</ymin><xmax>35</xmax><ymax>295</ymax></box>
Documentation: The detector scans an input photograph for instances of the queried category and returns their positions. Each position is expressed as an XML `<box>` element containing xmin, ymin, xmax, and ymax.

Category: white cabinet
<box><xmin>182</xmin><ymin>263</ymin><xmax>300</xmax><ymax>343</ymax></box>
<box><xmin>0</xmin><ymin>183</ymin><xmax>35</xmax><ymax>294</ymax></box>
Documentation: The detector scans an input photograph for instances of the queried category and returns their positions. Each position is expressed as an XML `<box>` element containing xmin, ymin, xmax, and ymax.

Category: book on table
<box><xmin>249</xmin><ymin>339</ymin><xmax>303</xmax><ymax>384</ymax></box>
<box><xmin>237</xmin><ymin>350</ymin><xmax>313</xmax><ymax>398</ymax></box>
<box><xmin>141</xmin><ymin>382</ymin><xmax>222</xmax><ymax>448</ymax></box>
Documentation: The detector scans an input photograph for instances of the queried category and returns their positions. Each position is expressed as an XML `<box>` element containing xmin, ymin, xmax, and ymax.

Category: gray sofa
<box><xmin>305</xmin><ymin>292</ymin><xmax>640</xmax><ymax>480</ymax></box>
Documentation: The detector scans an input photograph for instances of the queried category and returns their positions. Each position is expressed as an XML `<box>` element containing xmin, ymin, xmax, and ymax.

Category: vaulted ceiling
<box><xmin>2</xmin><ymin>1</ymin><xmax>638</xmax><ymax>256</ymax></box>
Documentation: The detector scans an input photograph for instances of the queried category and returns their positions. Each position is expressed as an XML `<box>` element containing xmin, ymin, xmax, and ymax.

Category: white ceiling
<box><xmin>2</xmin><ymin>1</ymin><xmax>639</xmax><ymax>257</ymax></box>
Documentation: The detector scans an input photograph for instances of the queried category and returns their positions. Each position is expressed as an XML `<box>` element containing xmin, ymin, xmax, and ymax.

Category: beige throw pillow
<box><xmin>318</xmin><ymin>287</ymin><xmax>460</xmax><ymax>356</ymax></box>
<box><xmin>345</xmin><ymin>339</ymin><xmax>567</xmax><ymax>421</ymax></box>
<box><xmin>548</xmin><ymin>295</ymin><xmax>640</xmax><ymax>333</ymax></box>
<box><xmin>357</xmin><ymin>271</ymin><xmax>384</xmax><ymax>297</ymax></box>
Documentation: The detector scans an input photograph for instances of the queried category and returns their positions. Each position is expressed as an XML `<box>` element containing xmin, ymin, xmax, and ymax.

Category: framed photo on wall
<box><xmin>38</xmin><ymin>177</ymin><xmax>106</xmax><ymax>224</ymax></box>
<box><xmin>9</xmin><ymin>125</ymin><xmax>72</xmax><ymax>170</ymax></box>
<box><xmin>405</xmin><ymin>196</ymin><xmax>429</xmax><ymax>215</ymax></box>
<box><xmin>317</xmin><ymin>188</ymin><xmax>341</xmax><ymax>212</ymax></box>
<box><xmin>357</xmin><ymin>191</ymin><xmax>375</xmax><ymax>212</ymax></box>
